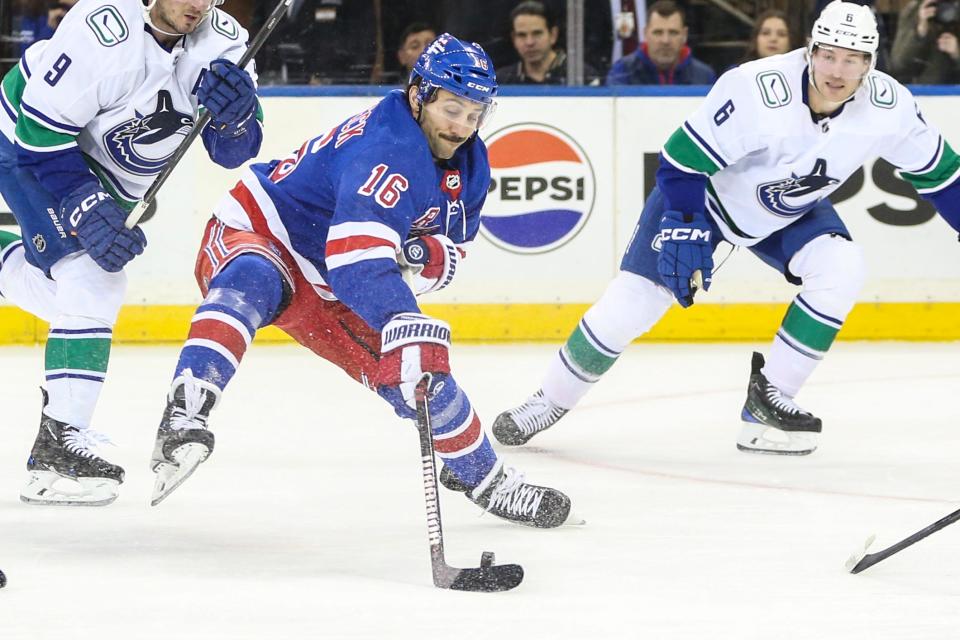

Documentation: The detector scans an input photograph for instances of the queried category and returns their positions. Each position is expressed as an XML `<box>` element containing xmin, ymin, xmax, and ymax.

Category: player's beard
<box><xmin>153</xmin><ymin>3</ymin><xmax>203</xmax><ymax>36</ymax></box>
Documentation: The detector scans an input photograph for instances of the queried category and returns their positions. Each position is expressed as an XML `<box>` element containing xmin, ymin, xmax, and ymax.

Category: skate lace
<box><xmin>62</xmin><ymin>428</ymin><xmax>112</xmax><ymax>459</ymax></box>
<box><xmin>169</xmin><ymin>370</ymin><xmax>209</xmax><ymax>430</ymax></box>
<box><xmin>764</xmin><ymin>384</ymin><xmax>804</xmax><ymax>415</ymax></box>
<box><xmin>511</xmin><ymin>391</ymin><xmax>566</xmax><ymax>436</ymax></box>
<box><xmin>487</xmin><ymin>466</ymin><xmax>545</xmax><ymax>518</ymax></box>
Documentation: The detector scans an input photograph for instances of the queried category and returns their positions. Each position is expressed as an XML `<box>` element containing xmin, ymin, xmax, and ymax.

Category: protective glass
<box><xmin>810</xmin><ymin>45</ymin><xmax>872</xmax><ymax>81</ymax></box>
<box><xmin>422</xmin><ymin>94</ymin><xmax>497</xmax><ymax>133</ymax></box>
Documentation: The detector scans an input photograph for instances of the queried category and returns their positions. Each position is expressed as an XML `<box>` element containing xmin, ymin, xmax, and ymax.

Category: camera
<box><xmin>934</xmin><ymin>0</ymin><xmax>960</xmax><ymax>25</ymax></box>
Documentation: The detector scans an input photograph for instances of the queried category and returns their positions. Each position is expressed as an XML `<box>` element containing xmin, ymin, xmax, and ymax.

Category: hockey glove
<box><xmin>198</xmin><ymin>59</ymin><xmax>257</xmax><ymax>135</ymax></box>
<box><xmin>656</xmin><ymin>209</ymin><xmax>713</xmax><ymax>308</ymax></box>
<box><xmin>375</xmin><ymin>313</ymin><xmax>451</xmax><ymax>418</ymax></box>
<box><xmin>399</xmin><ymin>234</ymin><xmax>461</xmax><ymax>295</ymax></box>
<box><xmin>60</xmin><ymin>184</ymin><xmax>147</xmax><ymax>273</ymax></box>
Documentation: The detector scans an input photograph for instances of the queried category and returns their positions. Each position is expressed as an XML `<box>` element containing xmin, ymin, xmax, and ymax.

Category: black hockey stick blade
<box><xmin>433</xmin><ymin>551</ymin><xmax>523</xmax><ymax>592</ymax></box>
<box><xmin>445</xmin><ymin>563</ymin><xmax>524</xmax><ymax>593</ymax></box>
<box><xmin>415</xmin><ymin>378</ymin><xmax>524</xmax><ymax>592</ymax></box>
<box><xmin>846</xmin><ymin>506</ymin><xmax>960</xmax><ymax>574</ymax></box>
<box><xmin>125</xmin><ymin>0</ymin><xmax>294</xmax><ymax>228</ymax></box>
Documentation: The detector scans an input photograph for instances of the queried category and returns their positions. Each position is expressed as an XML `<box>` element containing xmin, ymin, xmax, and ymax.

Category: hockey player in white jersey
<box><xmin>494</xmin><ymin>1</ymin><xmax>960</xmax><ymax>455</ymax></box>
<box><xmin>0</xmin><ymin>0</ymin><xmax>263</xmax><ymax>505</ymax></box>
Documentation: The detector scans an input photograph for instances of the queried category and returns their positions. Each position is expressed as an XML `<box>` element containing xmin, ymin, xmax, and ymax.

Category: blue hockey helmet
<box><xmin>410</xmin><ymin>34</ymin><xmax>498</xmax><ymax>127</ymax></box>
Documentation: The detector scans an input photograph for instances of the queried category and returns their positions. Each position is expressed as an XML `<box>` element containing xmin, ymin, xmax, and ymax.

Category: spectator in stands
<box><xmin>607</xmin><ymin>0</ymin><xmax>716</xmax><ymax>85</ymax></box>
<box><xmin>891</xmin><ymin>0</ymin><xmax>960</xmax><ymax>84</ymax></box>
<box><xmin>396</xmin><ymin>22</ymin><xmax>437</xmax><ymax>79</ymax></box>
<box><xmin>739</xmin><ymin>9</ymin><xmax>793</xmax><ymax>64</ymax></box>
<box><xmin>498</xmin><ymin>0</ymin><xmax>601</xmax><ymax>85</ymax></box>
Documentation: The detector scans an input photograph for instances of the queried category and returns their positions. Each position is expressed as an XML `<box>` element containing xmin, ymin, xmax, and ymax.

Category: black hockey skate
<box><xmin>738</xmin><ymin>352</ymin><xmax>822</xmax><ymax>456</ymax></box>
<box><xmin>150</xmin><ymin>373</ymin><xmax>220</xmax><ymax>506</ymax></box>
<box><xmin>440</xmin><ymin>463</ymin><xmax>577</xmax><ymax>528</ymax></box>
<box><xmin>21</xmin><ymin>391</ymin><xmax>124</xmax><ymax>506</ymax></box>
<box><xmin>492</xmin><ymin>390</ymin><xmax>568</xmax><ymax>446</ymax></box>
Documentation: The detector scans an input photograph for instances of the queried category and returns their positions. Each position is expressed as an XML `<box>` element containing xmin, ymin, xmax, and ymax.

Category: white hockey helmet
<box><xmin>808</xmin><ymin>1</ymin><xmax>879</xmax><ymax>73</ymax></box>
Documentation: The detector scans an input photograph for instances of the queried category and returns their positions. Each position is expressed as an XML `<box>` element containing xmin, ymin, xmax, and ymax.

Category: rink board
<box><xmin>0</xmin><ymin>88</ymin><xmax>957</xmax><ymax>342</ymax></box>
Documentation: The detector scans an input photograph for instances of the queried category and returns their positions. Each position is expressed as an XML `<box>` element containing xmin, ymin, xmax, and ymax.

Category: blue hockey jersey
<box><xmin>214</xmin><ymin>90</ymin><xmax>490</xmax><ymax>332</ymax></box>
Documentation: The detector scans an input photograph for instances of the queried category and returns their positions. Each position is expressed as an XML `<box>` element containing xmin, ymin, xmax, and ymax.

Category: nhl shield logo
<box><xmin>32</xmin><ymin>233</ymin><xmax>46</xmax><ymax>253</ymax></box>
<box><xmin>442</xmin><ymin>170</ymin><xmax>462</xmax><ymax>201</ymax></box>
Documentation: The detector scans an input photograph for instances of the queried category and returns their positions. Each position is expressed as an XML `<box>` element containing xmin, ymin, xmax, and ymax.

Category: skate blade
<box><xmin>151</xmin><ymin>443</ymin><xmax>210</xmax><ymax>506</ymax></box>
<box><xmin>736</xmin><ymin>423</ymin><xmax>817</xmax><ymax>456</ymax></box>
<box><xmin>563</xmin><ymin>509</ymin><xmax>587</xmax><ymax>526</ymax></box>
<box><xmin>844</xmin><ymin>534</ymin><xmax>876</xmax><ymax>572</ymax></box>
<box><xmin>20</xmin><ymin>470</ymin><xmax>119</xmax><ymax>507</ymax></box>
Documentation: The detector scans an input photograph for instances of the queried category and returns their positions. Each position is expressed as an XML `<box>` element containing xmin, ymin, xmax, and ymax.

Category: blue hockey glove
<box><xmin>198</xmin><ymin>59</ymin><xmax>257</xmax><ymax>133</ymax></box>
<box><xmin>60</xmin><ymin>185</ymin><xmax>147</xmax><ymax>272</ymax></box>
<box><xmin>399</xmin><ymin>234</ymin><xmax>460</xmax><ymax>295</ymax></box>
<box><xmin>656</xmin><ymin>209</ymin><xmax>713</xmax><ymax>308</ymax></box>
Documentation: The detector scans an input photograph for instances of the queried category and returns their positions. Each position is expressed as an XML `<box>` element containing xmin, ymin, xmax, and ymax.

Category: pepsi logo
<box><xmin>481</xmin><ymin>123</ymin><xmax>595</xmax><ymax>254</ymax></box>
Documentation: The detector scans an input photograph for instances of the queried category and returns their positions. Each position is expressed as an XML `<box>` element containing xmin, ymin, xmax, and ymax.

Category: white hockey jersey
<box><xmin>0</xmin><ymin>0</ymin><xmax>255</xmax><ymax>205</ymax></box>
<box><xmin>661</xmin><ymin>48</ymin><xmax>960</xmax><ymax>246</ymax></box>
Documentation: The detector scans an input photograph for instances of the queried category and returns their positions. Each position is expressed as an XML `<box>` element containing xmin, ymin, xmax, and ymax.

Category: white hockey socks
<box><xmin>763</xmin><ymin>235</ymin><xmax>865</xmax><ymax>397</ymax></box>
<box><xmin>543</xmin><ymin>271</ymin><xmax>673</xmax><ymax>409</ymax></box>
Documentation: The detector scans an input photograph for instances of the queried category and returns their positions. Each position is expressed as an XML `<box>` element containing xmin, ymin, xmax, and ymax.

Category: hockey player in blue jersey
<box><xmin>0</xmin><ymin>0</ymin><xmax>263</xmax><ymax>505</ymax></box>
<box><xmin>148</xmin><ymin>34</ymin><xmax>575</xmax><ymax>528</ymax></box>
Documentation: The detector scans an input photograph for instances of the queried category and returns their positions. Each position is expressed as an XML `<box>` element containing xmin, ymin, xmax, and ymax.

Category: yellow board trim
<box><xmin>0</xmin><ymin>302</ymin><xmax>957</xmax><ymax>343</ymax></box>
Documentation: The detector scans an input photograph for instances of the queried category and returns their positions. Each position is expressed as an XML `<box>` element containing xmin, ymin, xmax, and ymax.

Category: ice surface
<box><xmin>0</xmin><ymin>342</ymin><xmax>958</xmax><ymax>639</ymax></box>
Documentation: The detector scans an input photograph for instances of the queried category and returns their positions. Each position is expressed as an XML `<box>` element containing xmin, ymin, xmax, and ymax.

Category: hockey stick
<box><xmin>124</xmin><ymin>0</ymin><xmax>294</xmax><ymax>229</ymax></box>
<box><xmin>845</xmin><ymin>506</ymin><xmax>960</xmax><ymax>574</ymax></box>
<box><xmin>413</xmin><ymin>375</ymin><xmax>524</xmax><ymax>592</ymax></box>
<box><xmin>690</xmin><ymin>269</ymin><xmax>704</xmax><ymax>296</ymax></box>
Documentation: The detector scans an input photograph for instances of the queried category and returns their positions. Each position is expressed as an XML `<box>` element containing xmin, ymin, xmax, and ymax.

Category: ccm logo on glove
<box><xmin>67</xmin><ymin>191</ymin><xmax>111</xmax><ymax>228</ymax></box>
<box><xmin>658</xmin><ymin>227</ymin><xmax>711</xmax><ymax>242</ymax></box>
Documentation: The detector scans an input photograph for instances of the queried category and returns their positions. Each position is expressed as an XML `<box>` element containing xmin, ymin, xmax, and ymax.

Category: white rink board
<box><xmin>1</xmin><ymin>94</ymin><xmax>958</xmax><ymax>306</ymax></box>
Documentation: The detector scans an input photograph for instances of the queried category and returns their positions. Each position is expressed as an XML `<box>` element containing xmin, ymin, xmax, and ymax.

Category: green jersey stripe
<box><xmin>85</xmin><ymin>157</ymin><xmax>138</xmax><ymax>211</ymax></box>
<box><xmin>662</xmin><ymin>127</ymin><xmax>722</xmax><ymax>176</ymax></box>
<box><xmin>900</xmin><ymin>141</ymin><xmax>960</xmax><ymax>194</ymax></box>
<box><xmin>15</xmin><ymin>113</ymin><xmax>76</xmax><ymax>149</ymax></box>
<box><xmin>1</xmin><ymin>65</ymin><xmax>25</xmax><ymax>113</ymax></box>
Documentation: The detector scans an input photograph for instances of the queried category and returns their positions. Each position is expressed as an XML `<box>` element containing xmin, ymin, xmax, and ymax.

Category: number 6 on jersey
<box><xmin>358</xmin><ymin>163</ymin><xmax>409</xmax><ymax>208</ymax></box>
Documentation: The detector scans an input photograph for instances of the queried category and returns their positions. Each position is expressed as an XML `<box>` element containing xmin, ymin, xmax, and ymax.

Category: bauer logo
<box><xmin>481</xmin><ymin>123</ymin><xmax>595</xmax><ymax>254</ymax></box>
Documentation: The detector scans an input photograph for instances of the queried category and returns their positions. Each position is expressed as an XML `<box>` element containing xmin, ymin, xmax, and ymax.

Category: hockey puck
<box><xmin>480</xmin><ymin>551</ymin><xmax>495</xmax><ymax>568</ymax></box>
<box><xmin>0</xmin><ymin>569</ymin><xmax>6</xmax><ymax>588</ymax></box>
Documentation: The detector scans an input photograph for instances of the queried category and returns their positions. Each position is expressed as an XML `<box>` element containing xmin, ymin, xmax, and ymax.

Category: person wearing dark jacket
<box><xmin>498</xmin><ymin>1</ymin><xmax>601</xmax><ymax>85</ymax></box>
<box><xmin>607</xmin><ymin>0</ymin><xmax>716</xmax><ymax>85</ymax></box>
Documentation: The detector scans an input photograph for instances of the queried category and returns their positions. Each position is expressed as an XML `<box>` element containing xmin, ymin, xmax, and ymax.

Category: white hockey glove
<box><xmin>399</xmin><ymin>234</ymin><xmax>460</xmax><ymax>295</ymax></box>
<box><xmin>375</xmin><ymin>313</ymin><xmax>451</xmax><ymax>413</ymax></box>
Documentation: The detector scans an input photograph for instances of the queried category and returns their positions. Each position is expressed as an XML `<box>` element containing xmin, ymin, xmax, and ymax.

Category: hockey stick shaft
<box><xmin>850</xmin><ymin>506</ymin><xmax>960</xmax><ymax>573</ymax></box>
<box><xmin>412</xmin><ymin>375</ymin><xmax>524</xmax><ymax>592</ymax></box>
<box><xmin>124</xmin><ymin>0</ymin><xmax>293</xmax><ymax>229</ymax></box>
<box><xmin>413</xmin><ymin>375</ymin><xmax>450</xmax><ymax>584</ymax></box>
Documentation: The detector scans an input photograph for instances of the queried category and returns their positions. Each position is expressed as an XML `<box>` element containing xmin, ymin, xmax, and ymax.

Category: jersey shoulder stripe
<box><xmin>900</xmin><ymin>139</ymin><xmax>960</xmax><ymax>194</ymax></box>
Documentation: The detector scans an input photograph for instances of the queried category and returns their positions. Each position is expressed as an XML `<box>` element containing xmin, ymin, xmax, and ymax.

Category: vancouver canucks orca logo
<box><xmin>102</xmin><ymin>90</ymin><xmax>194</xmax><ymax>176</ymax></box>
<box><xmin>756</xmin><ymin>158</ymin><xmax>839</xmax><ymax>217</ymax></box>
